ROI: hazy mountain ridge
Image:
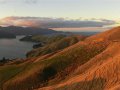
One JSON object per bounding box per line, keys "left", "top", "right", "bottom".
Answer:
{"left": 0, "top": 30, "right": 16, "bottom": 38}
{"left": 0, "top": 27, "right": 120, "bottom": 90}
{"left": 0, "top": 26, "right": 58, "bottom": 36}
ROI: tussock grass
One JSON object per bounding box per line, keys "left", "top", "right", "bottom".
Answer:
{"left": 1, "top": 40, "right": 109, "bottom": 90}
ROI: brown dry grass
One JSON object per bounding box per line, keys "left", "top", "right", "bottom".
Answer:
{"left": 39, "top": 42, "right": 120, "bottom": 90}
{"left": 1, "top": 27, "right": 120, "bottom": 90}
{"left": 38, "top": 27, "right": 120, "bottom": 90}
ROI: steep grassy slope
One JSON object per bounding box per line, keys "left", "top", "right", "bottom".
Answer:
{"left": 38, "top": 27, "right": 120, "bottom": 90}
{"left": 1, "top": 38, "right": 109, "bottom": 90}
{"left": 0, "top": 27, "right": 120, "bottom": 90}
{"left": 40, "top": 42, "right": 120, "bottom": 90}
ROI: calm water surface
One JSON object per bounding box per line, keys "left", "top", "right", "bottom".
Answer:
{"left": 0, "top": 36, "right": 35, "bottom": 59}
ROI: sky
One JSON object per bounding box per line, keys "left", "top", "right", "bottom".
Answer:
{"left": 0, "top": 0, "right": 120, "bottom": 31}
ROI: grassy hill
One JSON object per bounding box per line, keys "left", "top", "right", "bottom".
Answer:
{"left": 0, "top": 27, "right": 120, "bottom": 90}
{"left": 20, "top": 34, "right": 66, "bottom": 43}
{"left": 27, "top": 35, "right": 86, "bottom": 57}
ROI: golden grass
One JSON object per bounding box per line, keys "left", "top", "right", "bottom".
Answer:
{"left": 1, "top": 27, "right": 120, "bottom": 90}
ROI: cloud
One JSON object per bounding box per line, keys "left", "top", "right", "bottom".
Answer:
{"left": 24, "top": 0, "right": 39, "bottom": 4}
{"left": 0, "top": 0, "right": 16, "bottom": 3}
{"left": 0, "top": 0, "right": 39, "bottom": 4}
{"left": 0, "top": 17, "right": 117, "bottom": 29}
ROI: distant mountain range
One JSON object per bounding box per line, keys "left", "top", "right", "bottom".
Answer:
{"left": 0, "top": 26, "right": 58, "bottom": 38}
{"left": 0, "top": 30, "right": 16, "bottom": 38}
{"left": 0, "top": 26, "right": 99, "bottom": 39}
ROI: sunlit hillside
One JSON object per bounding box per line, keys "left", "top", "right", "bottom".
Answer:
{"left": 0, "top": 27, "right": 120, "bottom": 90}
